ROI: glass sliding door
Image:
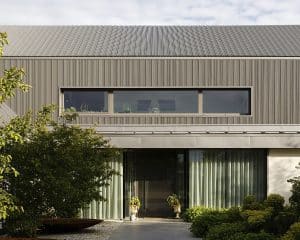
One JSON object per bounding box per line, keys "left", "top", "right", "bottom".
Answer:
{"left": 189, "top": 149, "right": 266, "bottom": 208}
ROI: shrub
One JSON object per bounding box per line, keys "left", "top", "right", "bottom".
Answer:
{"left": 288, "top": 176, "right": 300, "bottom": 217}
{"left": 264, "top": 194, "right": 285, "bottom": 214}
{"left": 206, "top": 222, "right": 246, "bottom": 240}
{"left": 281, "top": 222, "right": 300, "bottom": 240}
{"left": 4, "top": 212, "right": 40, "bottom": 237}
{"left": 229, "top": 232, "right": 276, "bottom": 240}
{"left": 242, "top": 195, "right": 262, "bottom": 210}
{"left": 226, "top": 207, "right": 243, "bottom": 222}
{"left": 268, "top": 211, "right": 297, "bottom": 235}
{"left": 190, "top": 210, "right": 228, "bottom": 238}
{"left": 4, "top": 107, "right": 120, "bottom": 237}
{"left": 241, "top": 209, "right": 272, "bottom": 232}
{"left": 182, "top": 206, "right": 213, "bottom": 222}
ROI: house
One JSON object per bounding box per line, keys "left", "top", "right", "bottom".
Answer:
{"left": 1, "top": 25, "right": 300, "bottom": 220}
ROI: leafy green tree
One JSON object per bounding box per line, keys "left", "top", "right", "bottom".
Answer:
{"left": 0, "top": 32, "right": 30, "bottom": 219}
{"left": 4, "top": 106, "right": 120, "bottom": 236}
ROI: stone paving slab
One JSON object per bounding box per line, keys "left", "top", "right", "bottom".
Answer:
{"left": 108, "top": 220, "right": 194, "bottom": 240}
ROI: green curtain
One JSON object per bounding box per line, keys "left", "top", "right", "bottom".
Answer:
{"left": 80, "top": 155, "right": 123, "bottom": 219}
{"left": 189, "top": 150, "right": 266, "bottom": 208}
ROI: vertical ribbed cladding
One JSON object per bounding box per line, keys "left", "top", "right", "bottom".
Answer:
{"left": 1, "top": 57, "right": 300, "bottom": 125}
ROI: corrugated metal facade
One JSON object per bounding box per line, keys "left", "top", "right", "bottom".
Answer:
{"left": 1, "top": 57, "right": 300, "bottom": 125}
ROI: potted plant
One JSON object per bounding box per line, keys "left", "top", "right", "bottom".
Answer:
{"left": 167, "top": 194, "right": 181, "bottom": 218}
{"left": 129, "top": 196, "right": 141, "bottom": 221}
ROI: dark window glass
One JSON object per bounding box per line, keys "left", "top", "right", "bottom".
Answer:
{"left": 203, "top": 89, "right": 250, "bottom": 114}
{"left": 114, "top": 90, "right": 198, "bottom": 113}
{"left": 63, "top": 90, "right": 108, "bottom": 112}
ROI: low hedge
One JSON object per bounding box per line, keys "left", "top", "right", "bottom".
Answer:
{"left": 190, "top": 207, "right": 242, "bottom": 238}
{"left": 241, "top": 209, "right": 272, "bottom": 232}
{"left": 229, "top": 232, "right": 276, "bottom": 240}
{"left": 182, "top": 206, "right": 213, "bottom": 222}
{"left": 281, "top": 222, "right": 300, "bottom": 240}
{"left": 190, "top": 210, "right": 228, "bottom": 238}
{"left": 205, "top": 222, "right": 246, "bottom": 240}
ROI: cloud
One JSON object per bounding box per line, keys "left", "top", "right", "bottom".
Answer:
{"left": 0, "top": 0, "right": 300, "bottom": 25}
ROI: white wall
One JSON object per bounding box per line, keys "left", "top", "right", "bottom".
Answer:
{"left": 268, "top": 149, "right": 300, "bottom": 204}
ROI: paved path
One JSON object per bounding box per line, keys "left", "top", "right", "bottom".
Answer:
{"left": 108, "top": 220, "right": 194, "bottom": 240}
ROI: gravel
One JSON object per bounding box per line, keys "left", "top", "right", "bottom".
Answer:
{"left": 38, "top": 221, "right": 121, "bottom": 240}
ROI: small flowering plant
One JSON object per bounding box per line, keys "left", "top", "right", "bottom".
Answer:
{"left": 129, "top": 196, "right": 141, "bottom": 209}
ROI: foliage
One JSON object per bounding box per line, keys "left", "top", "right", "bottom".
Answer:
{"left": 288, "top": 176, "right": 300, "bottom": 217}
{"left": 182, "top": 206, "right": 213, "bottom": 222}
{"left": 4, "top": 107, "right": 120, "bottom": 236}
{"left": 264, "top": 194, "right": 285, "bottom": 214}
{"left": 281, "top": 222, "right": 300, "bottom": 240}
{"left": 166, "top": 194, "right": 180, "bottom": 208}
{"left": 189, "top": 194, "right": 297, "bottom": 239}
{"left": 241, "top": 209, "right": 273, "bottom": 232}
{"left": 129, "top": 196, "right": 141, "bottom": 209}
{"left": 229, "top": 232, "right": 276, "bottom": 240}
{"left": 190, "top": 209, "right": 228, "bottom": 238}
{"left": 242, "top": 195, "right": 263, "bottom": 211}
{"left": 205, "top": 222, "right": 246, "bottom": 240}
{"left": 0, "top": 32, "right": 30, "bottom": 220}
{"left": 190, "top": 207, "right": 243, "bottom": 238}
{"left": 271, "top": 211, "right": 297, "bottom": 235}
{"left": 226, "top": 206, "right": 243, "bottom": 222}
{"left": 4, "top": 211, "right": 40, "bottom": 237}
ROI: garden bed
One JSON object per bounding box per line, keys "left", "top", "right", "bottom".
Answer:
{"left": 40, "top": 218, "right": 103, "bottom": 233}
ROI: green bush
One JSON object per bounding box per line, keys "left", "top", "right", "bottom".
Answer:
{"left": 288, "top": 176, "right": 300, "bottom": 217}
{"left": 281, "top": 222, "right": 300, "bottom": 240}
{"left": 190, "top": 210, "right": 228, "bottom": 238}
{"left": 242, "top": 195, "right": 262, "bottom": 210}
{"left": 264, "top": 194, "right": 285, "bottom": 214}
{"left": 226, "top": 207, "right": 243, "bottom": 222}
{"left": 190, "top": 207, "right": 242, "bottom": 238}
{"left": 269, "top": 211, "right": 297, "bottom": 235}
{"left": 182, "top": 206, "right": 213, "bottom": 222}
{"left": 206, "top": 222, "right": 246, "bottom": 240}
{"left": 229, "top": 232, "right": 276, "bottom": 240}
{"left": 241, "top": 209, "right": 272, "bottom": 232}
{"left": 4, "top": 212, "right": 40, "bottom": 237}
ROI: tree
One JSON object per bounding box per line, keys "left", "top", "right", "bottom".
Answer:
{"left": 4, "top": 107, "right": 120, "bottom": 236}
{"left": 0, "top": 32, "right": 30, "bottom": 220}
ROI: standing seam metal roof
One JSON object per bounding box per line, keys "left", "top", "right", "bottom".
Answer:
{"left": 0, "top": 25, "right": 300, "bottom": 57}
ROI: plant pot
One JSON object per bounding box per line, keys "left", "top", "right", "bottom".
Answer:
{"left": 173, "top": 205, "right": 181, "bottom": 219}
{"left": 129, "top": 205, "right": 139, "bottom": 221}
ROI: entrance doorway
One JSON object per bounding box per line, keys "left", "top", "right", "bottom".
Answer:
{"left": 124, "top": 150, "right": 187, "bottom": 218}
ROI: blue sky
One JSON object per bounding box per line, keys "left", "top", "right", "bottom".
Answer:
{"left": 1, "top": 0, "right": 300, "bottom": 25}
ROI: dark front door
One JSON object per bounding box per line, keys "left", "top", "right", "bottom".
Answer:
{"left": 124, "top": 150, "right": 187, "bottom": 218}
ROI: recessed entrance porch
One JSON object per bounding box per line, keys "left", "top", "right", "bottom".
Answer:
{"left": 123, "top": 149, "right": 267, "bottom": 219}
{"left": 124, "top": 149, "right": 188, "bottom": 218}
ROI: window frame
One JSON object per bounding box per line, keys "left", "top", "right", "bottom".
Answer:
{"left": 201, "top": 88, "right": 252, "bottom": 116}
{"left": 59, "top": 87, "right": 253, "bottom": 117}
{"left": 60, "top": 88, "right": 110, "bottom": 114}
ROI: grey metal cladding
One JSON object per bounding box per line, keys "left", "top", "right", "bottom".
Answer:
{"left": 1, "top": 25, "right": 300, "bottom": 57}
{"left": 2, "top": 58, "right": 300, "bottom": 125}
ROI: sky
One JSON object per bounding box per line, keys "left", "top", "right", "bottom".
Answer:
{"left": 1, "top": 0, "right": 300, "bottom": 25}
